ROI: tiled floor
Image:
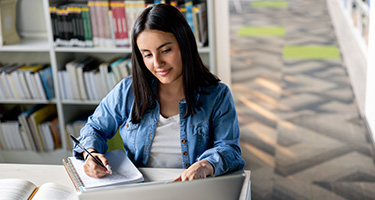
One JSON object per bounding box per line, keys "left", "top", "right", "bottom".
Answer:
{"left": 229, "top": 0, "right": 375, "bottom": 199}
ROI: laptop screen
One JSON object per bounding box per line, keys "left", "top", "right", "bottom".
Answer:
{"left": 79, "top": 172, "right": 246, "bottom": 200}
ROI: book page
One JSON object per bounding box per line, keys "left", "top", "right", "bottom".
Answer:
{"left": 0, "top": 179, "right": 36, "bottom": 200}
{"left": 68, "top": 149, "right": 143, "bottom": 190}
{"left": 32, "top": 182, "right": 78, "bottom": 200}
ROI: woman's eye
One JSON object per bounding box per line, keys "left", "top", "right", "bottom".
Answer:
{"left": 143, "top": 53, "right": 152, "bottom": 58}
{"left": 162, "top": 49, "right": 171, "bottom": 53}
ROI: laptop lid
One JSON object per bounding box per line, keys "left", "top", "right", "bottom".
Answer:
{"left": 79, "top": 172, "right": 245, "bottom": 200}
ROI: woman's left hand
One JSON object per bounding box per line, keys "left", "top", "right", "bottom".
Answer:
{"left": 173, "top": 159, "right": 214, "bottom": 181}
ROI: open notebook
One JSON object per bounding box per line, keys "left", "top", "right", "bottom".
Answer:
{"left": 62, "top": 149, "right": 144, "bottom": 192}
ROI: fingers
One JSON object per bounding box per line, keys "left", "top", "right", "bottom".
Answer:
{"left": 96, "top": 154, "right": 109, "bottom": 166}
{"left": 172, "top": 176, "right": 182, "bottom": 182}
{"left": 83, "top": 153, "right": 109, "bottom": 178}
{"left": 176, "top": 160, "right": 214, "bottom": 181}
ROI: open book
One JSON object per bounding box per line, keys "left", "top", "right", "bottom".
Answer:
{"left": 62, "top": 149, "right": 144, "bottom": 192}
{"left": 0, "top": 179, "right": 78, "bottom": 200}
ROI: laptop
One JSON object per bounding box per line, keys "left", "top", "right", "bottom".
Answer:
{"left": 79, "top": 171, "right": 246, "bottom": 200}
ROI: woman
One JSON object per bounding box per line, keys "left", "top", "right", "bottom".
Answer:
{"left": 73, "top": 3, "right": 245, "bottom": 181}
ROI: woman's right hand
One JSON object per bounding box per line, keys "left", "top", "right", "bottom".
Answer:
{"left": 83, "top": 149, "right": 109, "bottom": 178}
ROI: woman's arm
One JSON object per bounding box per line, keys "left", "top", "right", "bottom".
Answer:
{"left": 72, "top": 78, "right": 133, "bottom": 159}
{"left": 197, "top": 84, "right": 245, "bottom": 176}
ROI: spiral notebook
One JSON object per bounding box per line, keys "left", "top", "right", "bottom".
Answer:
{"left": 62, "top": 149, "right": 144, "bottom": 192}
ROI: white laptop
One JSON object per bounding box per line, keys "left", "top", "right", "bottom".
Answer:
{"left": 79, "top": 171, "right": 246, "bottom": 200}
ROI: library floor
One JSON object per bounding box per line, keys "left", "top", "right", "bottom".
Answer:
{"left": 229, "top": 0, "right": 375, "bottom": 199}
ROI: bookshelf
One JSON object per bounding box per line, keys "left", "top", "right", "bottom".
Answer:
{"left": 365, "top": 1, "right": 375, "bottom": 144}
{"left": 0, "top": 0, "right": 218, "bottom": 164}
{"left": 330, "top": 0, "right": 375, "bottom": 145}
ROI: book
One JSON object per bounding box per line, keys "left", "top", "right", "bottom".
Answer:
{"left": 18, "top": 64, "right": 46, "bottom": 100}
{"left": 62, "top": 149, "right": 144, "bottom": 192}
{"left": 110, "top": 0, "right": 130, "bottom": 47}
{"left": 0, "top": 106, "right": 23, "bottom": 150}
{"left": 50, "top": 117, "right": 62, "bottom": 149}
{"left": 0, "top": 179, "right": 77, "bottom": 200}
{"left": 110, "top": 56, "right": 129, "bottom": 83}
{"left": 88, "top": 0, "right": 100, "bottom": 47}
{"left": 99, "top": 57, "right": 121, "bottom": 93}
{"left": 39, "top": 66, "right": 56, "bottom": 100}
{"left": 185, "top": 0, "right": 194, "bottom": 34}
{"left": 80, "top": 5, "right": 94, "bottom": 47}
{"left": 76, "top": 57, "right": 100, "bottom": 100}
{"left": 0, "top": 64, "right": 16, "bottom": 99}
{"left": 18, "top": 104, "right": 45, "bottom": 151}
{"left": 27, "top": 104, "right": 57, "bottom": 151}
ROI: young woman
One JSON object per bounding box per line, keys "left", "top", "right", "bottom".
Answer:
{"left": 73, "top": 3, "right": 245, "bottom": 181}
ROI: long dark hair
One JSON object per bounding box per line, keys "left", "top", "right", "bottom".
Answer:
{"left": 131, "top": 3, "right": 219, "bottom": 124}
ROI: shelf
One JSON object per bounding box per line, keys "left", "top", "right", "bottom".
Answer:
{"left": 55, "top": 46, "right": 132, "bottom": 53}
{"left": 0, "top": 99, "right": 56, "bottom": 104}
{"left": 0, "top": 149, "right": 70, "bottom": 164}
{"left": 0, "top": 38, "right": 50, "bottom": 52}
{"left": 55, "top": 46, "right": 212, "bottom": 53}
{"left": 62, "top": 99, "right": 101, "bottom": 105}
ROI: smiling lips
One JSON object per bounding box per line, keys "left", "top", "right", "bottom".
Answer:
{"left": 157, "top": 68, "right": 172, "bottom": 76}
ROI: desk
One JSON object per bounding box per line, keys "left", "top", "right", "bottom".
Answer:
{"left": 0, "top": 164, "right": 250, "bottom": 200}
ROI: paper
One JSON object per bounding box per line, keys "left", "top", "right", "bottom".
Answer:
{"left": 67, "top": 149, "right": 144, "bottom": 190}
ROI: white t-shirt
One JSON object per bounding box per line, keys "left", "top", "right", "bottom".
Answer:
{"left": 146, "top": 114, "right": 182, "bottom": 168}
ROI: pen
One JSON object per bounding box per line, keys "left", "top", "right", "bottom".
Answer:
{"left": 70, "top": 135, "right": 112, "bottom": 175}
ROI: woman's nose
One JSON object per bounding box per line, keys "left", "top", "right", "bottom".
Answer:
{"left": 154, "top": 55, "right": 165, "bottom": 68}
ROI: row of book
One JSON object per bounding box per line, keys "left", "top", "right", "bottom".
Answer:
{"left": 49, "top": 0, "right": 208, "bottom": 48}
{"left": 0, "top": 63, "right": 55, "bottom": 100}
{"left": 0, "top": 105, "right": 61, "bottom": 152}
{"left": 58, "top": 56, "right": 132, "bottom": 101}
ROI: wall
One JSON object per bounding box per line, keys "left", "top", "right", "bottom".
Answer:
{"left": 213, "top": 1, "right": 231, "bottom": 86}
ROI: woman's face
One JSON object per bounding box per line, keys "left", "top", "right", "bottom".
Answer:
{"left": 137, "top": 29, "right": 183, "bottom": 86}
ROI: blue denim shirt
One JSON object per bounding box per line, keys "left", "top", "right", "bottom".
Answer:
{"left": 73, "top": 77, "right": 245, "bottom": 176}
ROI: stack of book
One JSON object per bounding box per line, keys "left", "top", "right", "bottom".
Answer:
{"left": 0, "top": 104, "right": 61, "bottom": 151}
{"left": 58, "top": 56, "right": 131, "bottom": 101}
{"left": 49, "top": 0, "right": 208, "bottom": 48}
{"left": 0, "top": 63, "right": 55, "bottom": 100}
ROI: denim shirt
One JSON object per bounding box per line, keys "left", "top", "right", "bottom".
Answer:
{"left": 73, "top": 77, "right": 245, "bottom": 176}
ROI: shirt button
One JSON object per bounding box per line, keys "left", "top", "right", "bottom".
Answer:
{"left": 180, "top": 139, "right": 186, "bottom": 143}
{"left": 183, "top": 151, "right": 187, "bottom": 156}
{"left": 146, "top": 145, "right": 149, "bottom": 151}
{"left": 149, "top": 134, "right": 152, "bottom": 140}
{"left": 144, "top": 155, "right": 147, "bottom": 160}
{"left": 184, "top": 163, "right": 190, "bottom": 168}
{"left": 125, "top": 123, "right": 129, "bottom": 128}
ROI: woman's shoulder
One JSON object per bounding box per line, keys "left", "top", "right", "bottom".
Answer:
{"left": 198, "top": 82, "right": 231, "bottom": 100}
{"left": 116, "top": 76, "right": 133, "bottom": 89}
{"left": 203, "top": 82, "right": 230, "bottom": 93}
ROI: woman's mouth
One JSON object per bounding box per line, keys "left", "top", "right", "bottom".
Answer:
{"left": 157, "top": 68, "right": 171, "bottom": 76}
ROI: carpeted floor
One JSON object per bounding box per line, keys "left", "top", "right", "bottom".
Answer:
{"left": 229, "top": 0, "right": 375, "bottom": 199}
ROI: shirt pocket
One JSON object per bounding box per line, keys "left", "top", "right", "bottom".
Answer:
{"left": 189, "top": 122, "right": 211, "bottom": 152}
{"left": 120, "top": 119, "right": 139, "bottom": 151}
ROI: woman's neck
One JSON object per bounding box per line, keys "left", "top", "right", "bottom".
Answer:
{"left": 157, "top": 78, "right": 185, "bottom": 118}
{"left": 158, "top": 77, "right": 185, "bottom": 100}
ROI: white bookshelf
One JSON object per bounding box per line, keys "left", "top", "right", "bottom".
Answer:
{"left": 365, "top": 1, "right": 375, "bottom": 144}
{"left": 330, "top": 0, "right": 375, "bottom": 145}
{"left": 0, "top": 0, "right": 217, "bottom": 164}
